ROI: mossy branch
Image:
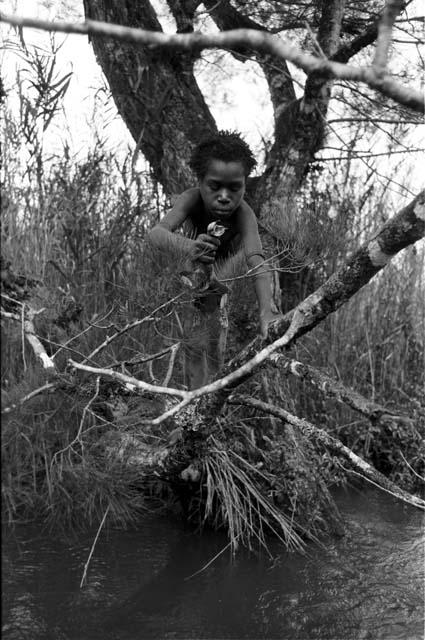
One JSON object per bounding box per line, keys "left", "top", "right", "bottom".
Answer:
{"left": 228, "top": 394, "right": 425, "bottom": 511}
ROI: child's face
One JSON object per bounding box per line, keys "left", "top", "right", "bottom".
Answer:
{"left": 199, "top": 159, "right": 246, "bottom": 221}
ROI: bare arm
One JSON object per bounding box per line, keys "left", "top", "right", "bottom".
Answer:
{"left": 237, "top": 203, "right": 282, "bottom": 337}
{"left": 148, "top": 188, "right": 198, "bottom": 256}
{"left": 148, "top": 189, "right": 219, "bottom": 264}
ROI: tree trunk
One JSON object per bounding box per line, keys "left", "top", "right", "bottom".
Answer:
{"left": 83, "top": 0, "right": 217, "bottom": 194}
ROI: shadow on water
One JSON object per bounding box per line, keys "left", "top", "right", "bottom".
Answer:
{"left": 2, "top": 488, "right": 424, "bottom": 640}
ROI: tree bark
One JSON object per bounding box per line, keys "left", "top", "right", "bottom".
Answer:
{"left": 271, "top": 353, "right": 415, "bottom": 426}
{"left": 83, "top": 0, "right": 216, "bottom": 194}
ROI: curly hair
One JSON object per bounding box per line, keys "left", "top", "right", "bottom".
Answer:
{"left": 189, "top": 130, "right": 257, "bottom": 179}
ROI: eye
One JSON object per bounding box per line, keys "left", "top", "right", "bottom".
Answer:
{"left": 208, "top": 181, "right": 219, "bottom": 190}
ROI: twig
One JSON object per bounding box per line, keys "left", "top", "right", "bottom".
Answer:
{"left": 80, "top": 505, "right": 110, "bottom": 588}
{"left": 399, "top": 451, "right": 425, "bottom": 483}
{"left": 1, "top": 292, "right": 24, "bottom": 307}
{"left": 82, "top": 292, "right": 184, "bottom": 364}
{"left": 50, "top": 377, "right": 101, "bottom": 471}
{"left": 21, "top": 303, "right": 27, "bottom": 371}
{"left": 52, "top": 307, "right": 115, "bottom": 359}
{"left": 184, "top": 539, "right": 234, "bottom": 580}
{"left": 162, "top": 342, "right": 180, "bottom": 387}
{"left": 108, "top": 343, "right": 181, "bottom": 368}
{"left": 1, "top": 382, "right": 56, "bottom": 415}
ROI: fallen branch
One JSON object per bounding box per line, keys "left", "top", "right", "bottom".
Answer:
{"left": 1, "top": 305, "right": 57, "bottom": 375}
{"left": 68, "top": 359, "right": 189, "bottom": 399}
{"left": 270, "top": 353, "right": 414, "bottom": 426}
{"left": 228, "top": 394, "right": 425, "bottom": 511}
{"left": 0, "top": 12, "right": 423, "bottom": 112}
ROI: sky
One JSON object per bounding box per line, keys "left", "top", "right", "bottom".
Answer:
{"left": 1, "top": 0, "right": 424, "bottom": 195}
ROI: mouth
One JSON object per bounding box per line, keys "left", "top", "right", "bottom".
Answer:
{"left": 212, "top": 209, "right": 232, "bottom": 216}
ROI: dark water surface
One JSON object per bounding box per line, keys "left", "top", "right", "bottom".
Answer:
{"left": 2, "top": 489, "right": 424, "bottom": 640}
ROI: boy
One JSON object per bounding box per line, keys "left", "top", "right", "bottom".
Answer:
{"left": 148, "top": 130, "right": 281, "bottom": 389}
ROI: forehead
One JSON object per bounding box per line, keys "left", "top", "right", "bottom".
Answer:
{"left": 203, "top": 159, "right": 246, "bottom": 183}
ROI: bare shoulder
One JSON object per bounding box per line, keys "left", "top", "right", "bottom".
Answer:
{"left": 177, "top": 187, "right": 201, "bottom": 208}
{"left": 159, "top": 187, "right": 201, "bottom": 230}
{"left": 235, "top": 200, "right": 259, "bottom": 234}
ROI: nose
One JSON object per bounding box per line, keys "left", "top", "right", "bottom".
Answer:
{"left": 217, "top": 189, "right": 231, "bottom": 203}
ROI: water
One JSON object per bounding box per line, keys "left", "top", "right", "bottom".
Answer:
{"left": 2, "top": 489, "right": 424, "bottom": 640}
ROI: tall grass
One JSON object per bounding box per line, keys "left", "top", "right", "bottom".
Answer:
{"left": 1, "top": 40, "right": 423, "bottom": 537}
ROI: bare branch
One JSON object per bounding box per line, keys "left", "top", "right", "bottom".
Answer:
{"left": 1, "top": 12, "right": 423, "bottom": 112}
{"left": 82, "top": 293, "right": 183, "bottom": 364}
{"left": 68, "top": 359, "right": 189, "bottom": 399}
{"left": 228, "top": 394, "right": 425, "bottom": 511}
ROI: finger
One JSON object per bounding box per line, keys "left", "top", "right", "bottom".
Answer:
{"left": 198, "top": 255, "right": 215, "bottom": 264}
{"left": 197, "top": 242, "right": 218, "bottom": 255}
{"left": 198, "top": 234, "right": 220, "bottom": 246}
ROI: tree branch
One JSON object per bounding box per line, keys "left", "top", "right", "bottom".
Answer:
{"left": 69, "top": 359, "right": 189, "bottom": 399}
{"left": 270, "top": 354, "right": 415, "bottom": 426}
{"left": 228, "top": 394, "right": 425, "bottom": 511}
{"left": 1, "top": 12, "right": 423, "bottom": 113}
{"left": 373, "top": 0, "right": 406, "bottom": 69}
{"left": 300, "top": 0, "right": 346, "bottom": 138}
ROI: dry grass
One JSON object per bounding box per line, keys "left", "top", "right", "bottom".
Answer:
{"left": 202, "top": 436, "right": 305, "bottom": 553}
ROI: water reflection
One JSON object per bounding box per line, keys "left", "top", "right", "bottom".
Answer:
{"left": 2, "top": 489, "right": 424, "bottom": 640}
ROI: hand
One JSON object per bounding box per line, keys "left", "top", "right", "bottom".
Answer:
{"left": 260, "top": 309, "right": 283, "bottom": 340}
{"left": 190, "top": 233, "right": 221, "bottom": 264}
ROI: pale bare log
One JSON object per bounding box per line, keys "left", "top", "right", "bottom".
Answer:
{"left": 0, "top": 12, "right": 423, "bottom": 113}
{"left": 228, "top": 394, "right": 425, "bottom": 511}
